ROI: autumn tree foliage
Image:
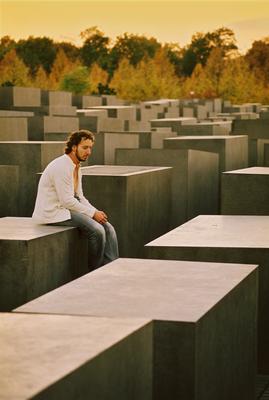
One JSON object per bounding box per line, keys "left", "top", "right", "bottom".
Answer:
{"left": 0, "top": 49, "right": 30, "bottom": 86}
{"left": 110, "top": 49, "right": 181, "bottom": 101}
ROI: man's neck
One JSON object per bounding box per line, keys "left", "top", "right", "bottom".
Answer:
{"left": 68, "top": 152, "right": 80, "bottom": 166}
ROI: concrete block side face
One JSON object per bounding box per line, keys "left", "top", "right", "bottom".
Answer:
{"left": 195, "top": 270, "right": 257, "bottom": 400}
{"left": 40, "top": 142, "right": 65, "bottom": 171}
{"left": 221, "top": 173, "right": 269, "bottom": 215}
{"left": 225, "top": 137, "right": 248, "bottom": 171}
{"left": 153, "top": 321, "right": 195, "bottom": 400}
{"left": 188, "top": 151, "right": 219, "bottom": 218}
{"left": 82, "top": 175, "right": 127, "bottom": 255}
{"left": 28, "top": 117, "right": 45, "bottom": 140}
{"left": 0, "top": 117, "right": 28, "bottom": 141}
{"left": 27, "top": 230, "right": 88, "bottom": 299}
{"left": 14, "top": 87, "right": 41, "bottom": 107}
{"left": 0, "top": 240, "right": 28, "bottom": 311}
{"left": 104, "top": 133, "right": 139, "bottom": 165}
{"left": 126, "top": 169, "right": 172, "bottom": 257}
{"left": 264, "top": 144, "right": 269, "bottom": 166}
{"left": 0, "top": 165, "right": 19, "bottom": 217}
{"left": 32, "top": 322, "right": 153, "bottom": 400}
{"left": 0, "top": 229, "right": 88, "bottom": 311}
{"left": 115, "top": 149, "right": 189, "bottom": 227}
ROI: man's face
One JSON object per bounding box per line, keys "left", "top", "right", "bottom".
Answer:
{"left": 73, "top": 139, "right": 94, "bottom": 162}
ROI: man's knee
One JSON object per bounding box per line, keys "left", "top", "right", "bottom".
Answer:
{"left": 92, "top": 223, "right": 106, "bottom": 243}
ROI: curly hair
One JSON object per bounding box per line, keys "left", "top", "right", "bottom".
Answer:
{"left": 65, "top": 130, "right": 95, "bottom": 154}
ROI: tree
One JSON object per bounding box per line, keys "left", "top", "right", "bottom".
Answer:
{"left": 88, "top": 63, "right": 108, "bottom": 94}
{"left": 48, "top": 48, "right": 80, "bottom": 89}
{"left": 16, "top": 36, "right": 57, "bottom": 75}
{"left": 110, "top": 49, "right": 181, "bottom": 101}
{"left": 181, "top": 63, "right": 216, "bottom": 98}
{"left": 109, "top": 33, "right": 161, "bottom": 75}
{"left": 218, "top": 57, "right": 264, "bottom": 103}
{"left": 245, "top": 38, "right": 269, "bottom": 85}
{"left": 59, "top": 66, "right": 90, "bottom": 94}
{"left": 31, "top": 66, "right": 49, "bottom": 89}
{"left": 181, "top": 27, "right": 238, "bottom": 76}
{"left": 80, "top": 27, "right": 110, "bottom": 70}
{"left": 0, "top": 49, "right": 30, "bottom": 86}
{"left": 55, "top": 41, "right": 80, "bottom": 63}
{"left": 0, "top": 35, "right": 16, "bottom": 60}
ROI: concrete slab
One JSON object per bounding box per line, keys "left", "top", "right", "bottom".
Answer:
{"left": 164, "top": 135, "right": 248, "bottom": 173}
{"left": 0, "top": 141, "right": 65, "bottom": 216}
{"left": 0, "top": 313, "right": 152, "bottom": 400}
{"left": 15, "top": 257, "right": 258, "bottom": 400}
{"left": 221, "top": 167, "right": 269, "bottom": 215}
{"left": 0, "top": 87, "right": 41, "bottom": 108}
{"left": 0, "top": 165, "right": 19, "bottom": 217}
{"left": 0, "top": 117, "right": 28, "bottom": 140}
{"left": 28, "top": 116, "right": 79, "bottom": 140}
{"left": 116, "top": 148, "right": 219, "bottom": 228}
{"left": 0, "top": 217, "right": 88, "bottom": 311}
{"left": 150, "top": 117, "right": 197, "bottom": 134}
{"left": 82, "top": 165, "right": 172, "bottom": 257}
{"left": 176, "top": 121, "right": 232, "bottom": 136}
{"left": 146, "top": 214, "right": 269, "bottom": 372}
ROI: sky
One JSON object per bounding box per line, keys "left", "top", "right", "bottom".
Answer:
{"left": 0, "top": 0, "right": 269, "bottom": 54}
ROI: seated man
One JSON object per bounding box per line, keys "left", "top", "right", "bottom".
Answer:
{"left": 32, "top": 129, "right": 119, "bottom": 269}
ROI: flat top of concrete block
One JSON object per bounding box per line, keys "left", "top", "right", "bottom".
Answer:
{"left": 150, "top": 117, "right": 196, "bottom": 122}
{"left": 0, "top": 141, "right": 65, "bottom": 145}
{"left": 223, "top": 167, "right": 269, "bottom": 175}
{"left": 0, "top": 313, "right": 150, "bottom": 400}
{"left": 87, "top": 106, "right": 135, "bottom": 110}
{"left": 165, "top": 135, "right": 245, "bottom": 141}
{"left": 81, "top": 165, "right": 171, "bottom": 176}
{"left": 0, "top": 217, "right": 73, "bottom": 240}
{"left": 100, "top": 131, "right": 151, "bottom": 134}
{"left": 146, "top": 215, "right": 269, "bottom": 249}
{"left": 15, "top": 257, "right": 257, "bottom": 322}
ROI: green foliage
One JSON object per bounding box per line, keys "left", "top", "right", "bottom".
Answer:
{"left": 109, "top": 33, "right": 161, "bottom": 76}
{"left": 16, "top": 36, "right": 57, "bottom": 75}
{"left": 80, "top": 27, "right": 110, "bottom": 70}
{"left": 59, "top": 66, "right": 90, "bottom": 94}
{"left": 181, "top": 27, "right": 238, "bottom": 76}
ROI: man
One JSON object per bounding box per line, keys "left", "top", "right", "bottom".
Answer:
{"left": 32, "top": 129, "right": 119, "bottom": 269}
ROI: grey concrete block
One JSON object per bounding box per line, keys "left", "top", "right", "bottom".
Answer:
{"left": 116, "top": 148, "right": 219, "bottom": 228}
{"left": 164, "top": 135, "right": 248, "bottom": 173}
{"left": 15, "top": 257, "right": 258, "bottom": 400}
{"left": 0, "top": 87, "right": 41, "bottom": 107}
{"left": 82, "top": 165, "right": 172, "bottom": 257}
{"left": 150, "top": 117, "right": 197, "bottom": 134}
{"left": 0, "top": 110, "right": 34, "bottom": 117}
{"left": 0, "top": 165, "right": 19, "bottom": 217}
{"left": 0, "top": 141, "right": 65, "bottom": 216}
{"left": 41, "top": 90, "right": 72, "bottom": 106}
{"left": 90, "top": 131, "right": 151, "bottom": 165}
{"left": 88, "top": 106, "right": 136, "bottom": 120}
{"left": 177, "top": 121, "right": 232, "bottom": 136}
{"left": 150, "top": 127, "right": 176, "bottom": 148}
{"left": 0, "top": 117, "right": 28, "bottom": 140}
{"left": 0, "top": 313, "right": 152, "bottom": 400}
{"left": 28, "top": 116, "right": 79, "bottom": 140}
{"left": 146, "top": 214, "right": 269, "bottom": 373}
{"left": 79, "top": 115, "right": 125, "bottom": 133}
{"left": 221, "top": 167, "right": 269, "bottom": 215}
{"left": 0, "top": 217, "right": 88, "bottom": 311}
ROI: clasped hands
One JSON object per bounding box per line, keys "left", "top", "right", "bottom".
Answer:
{"left": 93, "top": 210, "right": 108, "bottom": 224}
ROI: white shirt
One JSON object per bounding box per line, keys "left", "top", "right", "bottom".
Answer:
{"left": 32, "top": 154, "right": 96, "bottom": 224}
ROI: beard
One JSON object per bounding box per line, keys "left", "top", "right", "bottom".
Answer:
{"left": 75, "top": 149, "right": 87, "bottom": 162}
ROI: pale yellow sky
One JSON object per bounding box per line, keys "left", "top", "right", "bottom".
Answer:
{"left": 1, "top": 1, "right": 269, "bottom": 53}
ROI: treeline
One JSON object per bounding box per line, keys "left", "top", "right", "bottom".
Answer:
{"left": 1, "top": 26, "right": 269, "bottom": 103}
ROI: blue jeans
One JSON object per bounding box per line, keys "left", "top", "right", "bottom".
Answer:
{"left": 51, "top": 210, "right": 119, "bottom": 270}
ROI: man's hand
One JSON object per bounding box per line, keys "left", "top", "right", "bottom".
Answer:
{"left": 93, "top": 210, "right": 108, "bottom": 224}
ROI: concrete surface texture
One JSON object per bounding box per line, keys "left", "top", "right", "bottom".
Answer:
{"left": 0, "top": 313, "right": 152, "bottom": 400}
{"left": 0, "top": 141, "right": 65, "bottom": 216}
{"left": 0, "top": 87, "right": 41, "bottom": 108}
{"left": 146, "top": 214, "right": 269, "bottom": 373}
{"left": 28, "top": 116, "right": 79, "bottom": 140}
{"left": 81, "top": 165, "right": 172, "bottom": 257}
{"left": 0, "top": 165, "right": 19, "bottom": 217}
{"left": 150, "top": 117, "right": 197, "bottom": 133}
{"left": 116, "top": 148, "right": 219, "bottom": 227}
{"left": 221, "top": 167, "right": 269, "bottom": 215}
{"left": 0, "top": 117, "right": 28, "bottom": 140}
{"left": 15, "top": 257, "right": 258, "bottom": 400}
{"left": 0, "top": 217, "right": 88, "bottom": 311}
{"left": 164, "top": 135, "right": 248, "bottom": 173}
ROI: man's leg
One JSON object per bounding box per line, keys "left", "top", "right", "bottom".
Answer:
{"left": 102, "top": 222, "right": 119, "bottom": 265}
